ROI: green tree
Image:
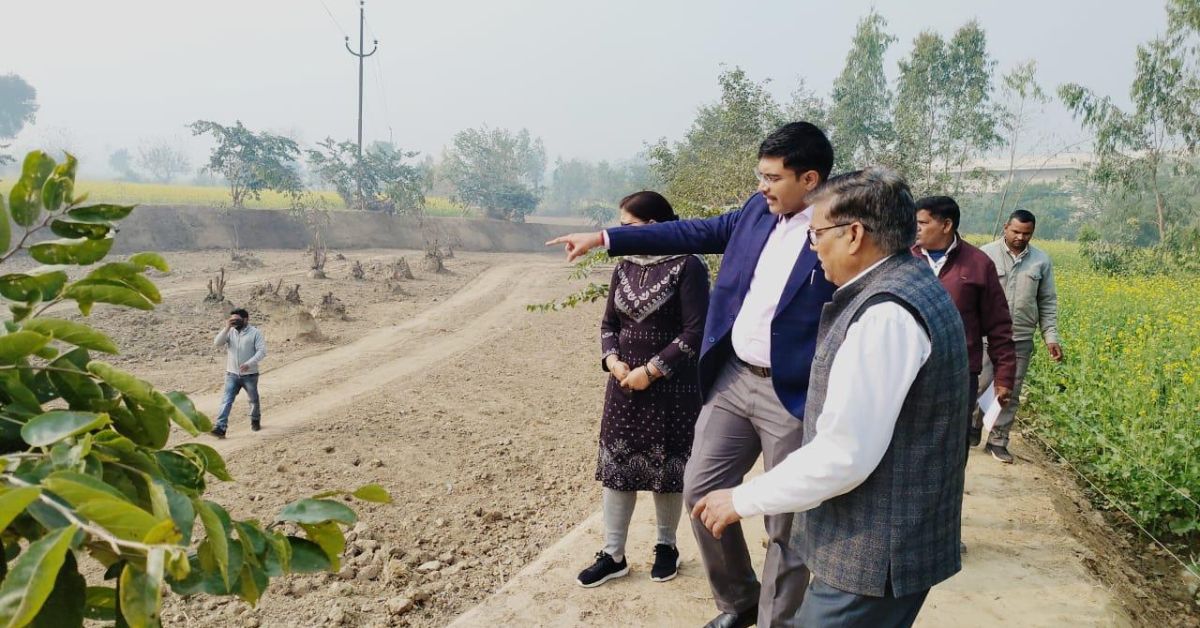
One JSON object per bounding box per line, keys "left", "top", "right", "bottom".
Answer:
{"left": 828, "top": 10, "right": 896, "bottom": 171}
{"left": 306, "top": 139, "right": 426, "bottom": 215}
{"left": 442, "top": 126, "right": 545, "bottom": 221}
{"left": 0, "top": 150, "right": 389, "bottom": 627}
{"left": 0, "top": 74, "right": 38, "bottom": 166}
{"left": 189, "top": 121, "right": 302, "bottom": 208}
{"left": 1060, "top": 0, "right": 1200, "bottom": 243}
{"left": 893, "top": 22, "right": 1000, "bottom": 196}
{"left": 646, "top": 66, "right": 784, "bottom": 217}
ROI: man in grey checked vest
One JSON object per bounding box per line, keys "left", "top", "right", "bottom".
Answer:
{"left": 694, "top": 167, "right": 969, "bottom": 626}
{"left": 975, "top": 209, "right": 1063, "bottom": 463}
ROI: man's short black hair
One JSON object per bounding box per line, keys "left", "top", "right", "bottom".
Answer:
{"left": 758, "top": 122, "right": 835, "bottom": 182}
{"left": 1008, "top": 209, "right": 1036, "bottom": 226}
{"left": 915, "top": 195, "right": 961, "bottom": 231}
{"left": 230, "top": 308, "right": 249, "bottom": 320}
{"left": 812, "top": 167, "right": 916, "bottom": 255}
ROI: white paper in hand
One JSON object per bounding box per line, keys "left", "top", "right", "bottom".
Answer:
{"left": 977, "top": 382, "right": 1002, "bottom": 433}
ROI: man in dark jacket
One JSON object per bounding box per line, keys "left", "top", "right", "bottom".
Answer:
{"left": 912, "top": 196, "right": 1017, "bottom": 462}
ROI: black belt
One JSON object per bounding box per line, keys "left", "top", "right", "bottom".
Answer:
{"left": 736, "top": 357, "right": 772, "bottom": 378}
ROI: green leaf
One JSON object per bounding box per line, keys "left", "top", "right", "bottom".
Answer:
{"left": 64, "top": 283, "right": 153, "bottom": 315}
{"left": 75, "top": 498, "right": 163, "bottom": 542}
{"left": 66, "top": 204, "right": 135, "bottom": 223}
{"left": 299, "top": 521, "right": 345, "bottom": 571}
{"left": 28, "top": 551, "right": 85, "bottom": 628}
{"left": 40, "top": 154, "right": 77, "bottom": 215}
{"left": 81, "top": 264, "right": 162, "bottom": 304}
{"left": 127, "top": 253, "right": 168, "bottom": 272}
{"left": 29, "top": 237, "right": 114, "bottom": 266}
{"left": 20, "top": 410, "right": 109, "bottom": 447}
{"left": 176, "top": 443, "right": 232, "bottom": 481}
{"left": 277, "top": 498, "right": 357, "bottom": 525}
{"left": 0, "top": 269, "right": 68, "bottom": 303}
{"left": 50, "top": 219, "right": 111, "bottom": 240}
{"left": 7, "top": 179, "right": 38, "bottom": 228}
{"left": 285, "top": 536, "right": 333, "bottom": 573}
{"left": 22, "top": 319, "right": 119, "bottom": 354}
{"left": 235, "top": 563, "right": 268, "bottom": 607}
{"left": 351, "top": 484, "right": 392, "bottom": 503}
{"left": 0, "top": 524, "right": 78, "bottom": 628}
{"left": 153, "top": 451, "right": 203, "bottom": 492}
{"left": 155, "top": 481, "right": 195, "bottom": 545}
{"left": 0, "top": 486, "right": 41, "bottom": 531}
{"left": 42, "top": 471, "right": 133, "bottom": 507}
{"left": 118, "top": 550, "right": 163, "bottom": 628}
{"left": 86, "top": 362, "right": 157, "bottom": 407}
{"left": 0, "top": 370, "right": 44, "bottom": 416}
{"left": 165, "top": 391, "right": 211, "bottom": 433}
{"left": 9, "top": 151, "right": 56, "bottom": 227}
{"left": 262, "top": 532, "right": 291, "bottom": 577}
{"left": 82, "top": 586, "right": 116, "bottom": 621}
{"left": 194, "top": 499, "right": 230, "bottom": 590}
{"left": 0, "top": 331, "right": 51, "bottom": 363}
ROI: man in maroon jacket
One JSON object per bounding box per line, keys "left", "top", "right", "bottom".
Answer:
{"left": 912, "top": 196, "right": 1017, "bottom": 463}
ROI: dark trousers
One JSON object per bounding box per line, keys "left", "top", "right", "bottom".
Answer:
{"left": 965, "top": 372, "right": 979, "bottom": 465}
{"left": 797, "top": 578, "right": 929, "bottom": 628}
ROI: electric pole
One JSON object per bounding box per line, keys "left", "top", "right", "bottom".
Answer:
{"left": 345, "top": 0, "right": 378, "bottom": 211}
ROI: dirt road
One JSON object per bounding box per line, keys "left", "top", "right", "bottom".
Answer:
{"left": 80, "top": 248, "right": 1141, "bottom": 627}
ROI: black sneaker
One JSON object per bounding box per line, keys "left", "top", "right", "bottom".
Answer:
{"left": 251, "top": 421, "right": 261, "bottom": 432}
{"left": 986, "top": 443, "right": 1014, "bottom": 464}
{"left": 576, "top": 551, "right": 628, "bottom": 588}
{"left": 967, "top": 426, "right": 982, "bottom": 448}
{"left": 210, "top": 428, "right": 226, "bottom": 439}
{"left": 650, "top": 544, "right": 680, "bottom": 582}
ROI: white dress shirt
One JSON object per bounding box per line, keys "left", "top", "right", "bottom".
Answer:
{"left": 731, "top": 207, "right": 813, "bottom": 367}
{"left": 731, "top": 256, "right": 932, "bottom": 518}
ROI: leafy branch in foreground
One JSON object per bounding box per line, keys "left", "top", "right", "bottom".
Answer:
{"left": 0, "top": 150, "right": 391, "bottom": 627}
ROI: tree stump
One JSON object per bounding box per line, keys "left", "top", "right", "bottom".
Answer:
{"left": 350, "top": 260, "right": 365, "bottom": 280}
{"left": 421, "top": 249, "right": 445, "bottom": 274}
{"left": 285, "top": 284, "right": 302, "bottom": 305}
{"left": 205, "top": 268, "right": 227, "bottom": 304}
{"left": 392, "top": 257, "right": 414, "bottom": 281}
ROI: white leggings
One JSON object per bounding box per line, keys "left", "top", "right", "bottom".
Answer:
{"left": 602, "top": 488, "right": 684, "bottom": 562}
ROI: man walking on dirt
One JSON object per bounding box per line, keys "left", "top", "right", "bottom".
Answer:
{"left": 976, "top": 209, "right": 1063, "bottom": 463}
{"left": 210, "top": 308, "right": 266, "bottom": 439}
{"left": 549, "top": 122, "right": 837, "bottom": 628}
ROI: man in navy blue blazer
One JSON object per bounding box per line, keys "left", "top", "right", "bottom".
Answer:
{"left": 550, "top": 122, "right": 837, "bottom": 628}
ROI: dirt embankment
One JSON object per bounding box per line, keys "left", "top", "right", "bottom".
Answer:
{"left": 100, "top": 205, "right": 587, "bottom": 255}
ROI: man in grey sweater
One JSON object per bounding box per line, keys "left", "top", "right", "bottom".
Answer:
{"left": 210, "top": 308, "right": 267, "bottom": 439}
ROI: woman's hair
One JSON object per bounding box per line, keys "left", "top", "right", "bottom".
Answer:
{"left": 619, "top": 190, "right": 678, "bottom": 223}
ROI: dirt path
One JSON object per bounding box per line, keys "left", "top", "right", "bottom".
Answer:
{"left": 450, "top": 440, "right": 1132, "bottom": 627}
{"left": 180, "top": 261, "right": 540, "bottom": 453}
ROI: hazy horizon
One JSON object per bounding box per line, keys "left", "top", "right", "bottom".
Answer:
{"left": 1, "top": 0, "right": 1170, "bottom": 178}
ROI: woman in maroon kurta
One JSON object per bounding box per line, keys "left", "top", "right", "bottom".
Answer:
{"left": 577, "top": 191, "right": 709, "bottom": 588}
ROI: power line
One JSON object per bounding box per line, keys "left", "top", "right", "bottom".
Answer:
{"left": 364, "top": 20, "right": 393, "bottom": 144}
{"left": 316, "top": 0, "right": 348, "bottom": 38}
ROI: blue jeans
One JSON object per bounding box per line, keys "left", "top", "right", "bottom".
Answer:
{"left": 214, "top": 372, "right": 260, "bottom": 431}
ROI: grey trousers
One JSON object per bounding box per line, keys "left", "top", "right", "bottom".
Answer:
{"left": 975, "top": 338, "right": 1035, "bottom": 447}
{"left": 797, "top": 578, "right": 929, "bottom": 628}
{"left": 601, "top": 488, "right": 683, "bottom": 561}
{"left": 683, "top": 361, "right": 809, "bottom": 627}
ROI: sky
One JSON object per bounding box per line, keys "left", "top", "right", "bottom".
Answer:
{"left": 0, "top": 0, "right": 1171, "bottom": 177}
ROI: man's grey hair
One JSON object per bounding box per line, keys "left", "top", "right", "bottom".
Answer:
{"left": 811, "top": 167, "right": 916, "bottom": 255}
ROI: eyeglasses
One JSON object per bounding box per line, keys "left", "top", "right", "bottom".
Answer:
{"left": 807, "top": 221, "right": 871, "bottom": 246}
{"left": 753, "top": 169, "right": 783, "bottom": 185}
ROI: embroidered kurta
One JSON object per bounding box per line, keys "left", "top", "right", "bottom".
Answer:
{"left": 597, "top": 255, "right": 709, "bottom": 492}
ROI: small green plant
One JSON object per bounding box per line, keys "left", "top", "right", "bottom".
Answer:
{"left": 0, "top": 150, "right": 389, "bottom": 627}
